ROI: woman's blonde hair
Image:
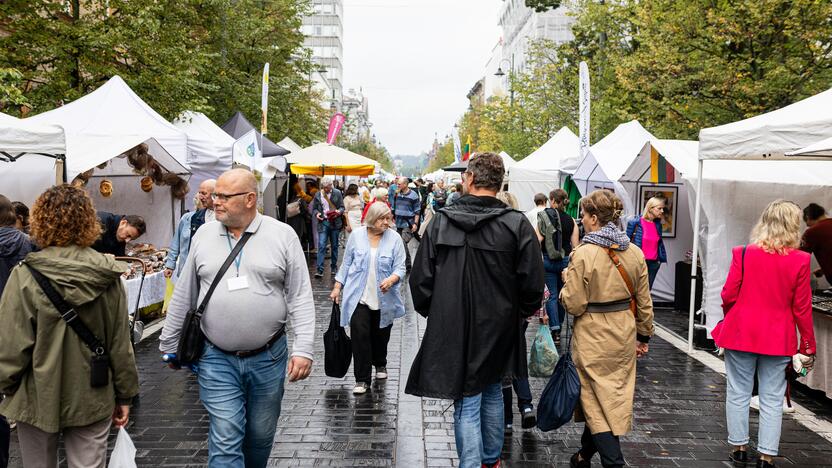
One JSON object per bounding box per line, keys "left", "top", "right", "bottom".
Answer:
{"left": 496, "top": 191, "right": 519, "bottom": 209}
{"left": 642, "top": 196, "right": 665, "bottom": 218}
{"left": 751, "top": 200, "right": 802, "bottom": 254}
{"left": 364, "top": 201, "right": 392, "bottom": 227}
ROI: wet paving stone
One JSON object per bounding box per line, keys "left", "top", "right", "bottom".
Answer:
{"left": 8, "top": 252, "right": 832, "bottom": 466}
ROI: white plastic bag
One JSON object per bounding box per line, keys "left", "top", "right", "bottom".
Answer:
{"left": 108, "top": 427, "right": 137, "bottom": 468}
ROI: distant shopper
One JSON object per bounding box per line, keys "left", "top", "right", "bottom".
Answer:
{"left": 312, "top": 177, "right": 345, "bottom": 278}
{"left": 330, "top": 203, "right": 406, "bottom": 394}
{"left": 393, "top": 177, "right": 420, "bottom": 271}
{"left": 361, "top": 188, "right": 391, "bottom": 223}
{"left": 626, "top": 196, "right": 667, "bottom": 288}
{"left": 560, "top": 189, "right": 654, "bottom": 468}
{"left": 525, "top": 193, "right": 548, "bottom": 226}
{"left": 407, "top": 152, "right": 544, "bottom": 468}
{"left": 534, "top": 189, "right": 579, "bottom": 344}
{"left": 0, "top": 185, "right": 139, "bottom": 468}
{"left": 712, "top": 200, "right": 815, "bottom": 468}
{"left": 11, "top": 201, "right": 29, "bottom": 233}
{"left": 432, "top": 180, "right": 448, "bottom": 210}
{"left": 165, "top": 179, "right": 216, "bottom": 279}
{"left": 801, "top": 202, "right": 832, "bottom": 285}
{"left": 343, "top": 183, "right": 364, "bottom": 240}
{"left": 0, "top": 195, "right": 34, "bottom": 296}
{"left": 91, "top": 211, "right": 146, "bottom": 256}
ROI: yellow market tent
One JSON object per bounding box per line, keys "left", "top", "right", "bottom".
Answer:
{"left": 286, "top": 142, "right": 378, "bottom": 176}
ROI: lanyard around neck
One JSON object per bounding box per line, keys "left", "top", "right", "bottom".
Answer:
{"left": 224, "top": 227, "right": 245, "bottom": 276}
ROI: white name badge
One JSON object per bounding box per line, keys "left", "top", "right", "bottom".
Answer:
{"left": 227, "top": 275, "right": 250, "bottom": 291}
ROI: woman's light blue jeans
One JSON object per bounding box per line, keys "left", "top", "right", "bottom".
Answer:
{"left": 453, "top": 382, "right": 504, "bottom": 468}
{"left": 724, "top": 349, "right": 790, "bottom": 456}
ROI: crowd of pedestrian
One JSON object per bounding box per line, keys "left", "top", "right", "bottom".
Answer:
{"left": 0, "top": 157, "right": 825, "bottom": 468}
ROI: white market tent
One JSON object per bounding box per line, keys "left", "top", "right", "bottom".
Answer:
{"left": 687, "top": 88, "right": 832, "bottom": 351}
{"left": 508, "top": 127, "right": 580, "bottom": 211}
{"left": 787, "top": 135, "right": 832, "bottom": 158}
{"left": 173, "top": 111, "right": 234, "bottom": 209}
{"left": 25, "top": 76, "right": 191, "bottom": 246}
{"left": 277, "top": 137, "right": 303, "bottom": 154}
{"left": 498, "top": 151, "right": 517, "bottom": 170}
{"left": 0, "top": 113, "right": 67, "bottom": 206}
{"left": 572, "top": 120, "right": 655, "bottom": 216}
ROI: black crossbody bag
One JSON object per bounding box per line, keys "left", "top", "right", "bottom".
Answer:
{"left": 24, "top": 263, "right": 111, "bottom": 388}
{"left": 177, "top": 232, "right": 252, "bottom": 365}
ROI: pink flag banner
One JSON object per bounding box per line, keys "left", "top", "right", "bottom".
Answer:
{"left": 326, "top": 113, "right": 346, "bottom": 144}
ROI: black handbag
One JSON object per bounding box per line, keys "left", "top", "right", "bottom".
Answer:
{"left": 536, "top": 314, "right": 581, "bottom": 431}
{"left": 177, "top": 232, "right": 252, "bottom": 365}
{"left": 24, "top": 263, "right": 111, "bottom": 388}
{"left": 323, "top": 302, "right": 352, "bottom": 378}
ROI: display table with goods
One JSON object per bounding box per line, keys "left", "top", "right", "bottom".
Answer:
{"left": 800, "top": 290, "right": 832, "bottom": 397}
{"left": 118, "top": 243, "right": 169, "bottom": 322}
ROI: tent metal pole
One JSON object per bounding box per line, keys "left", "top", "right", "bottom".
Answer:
{"left": 687, "top": 159, "right": 704, "bottom": 353}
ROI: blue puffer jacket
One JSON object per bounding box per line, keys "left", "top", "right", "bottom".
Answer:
{"left": 626, "top": 217, "right": 667, "bottom": 263}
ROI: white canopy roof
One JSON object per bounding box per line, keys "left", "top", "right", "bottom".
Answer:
{"left": 573, "top": 120, "right": 655, "bottom": 185}
{"left": 620, "top": 140, "right": 699, "bottom": 184}
{"left": 786, "top": 135, "right": 832, "bottom": 158}
{"left": 0, "top": 112, "right": 66, "bottom": 156}
{"left": 286, "top": 143, "right": 379, "bottom": 176}
{"left": 514, "top": 127, "right": 580, "bottom": 172}
{"left": 699, "top": 88, "right": 832, "bottom": 160}
{"left": 498, "top": 151, "right": 516, "bottom": 169}
{"left": 173, "top": 111, "right": 234, "bottom": 209}
{"left": 26, "top": 75, "right": 189, "bottom": 178}
{"left": 277, "top": 137, "right": 303, "bottom": 154}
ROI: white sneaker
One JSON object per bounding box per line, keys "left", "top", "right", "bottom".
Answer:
{"left": 353, "top": 382, "right": 369, "bottom": 394}
{"left": 375, "top": 367, "right": 388, "bottom": 379}
{"left": 784, "top": 400, "right": 795, "bottom": 413}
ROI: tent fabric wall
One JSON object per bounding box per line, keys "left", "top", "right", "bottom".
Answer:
{"left": 173, "top": 111, "right": 234, "bottom": 210}
{"left": 699, "top": 88, "right": 832, "bottom": 160}
{"left": 508, "top": 127, "right": 580, "bottom": 212}
{"left": 690, "top": 160, "right": 832, "bottom": 333}
{"left": 508, "top": 166, "right": 565, "bottom": 212}
{"left": 0, "top": 114, "right": 66, "bottom": 205}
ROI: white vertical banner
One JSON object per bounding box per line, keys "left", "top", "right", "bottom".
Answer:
{"left": 452, "top": 127, "right": 462, "bottom": 163}
{"left": 579, "top": 61, "right": 590, "bottom": 159}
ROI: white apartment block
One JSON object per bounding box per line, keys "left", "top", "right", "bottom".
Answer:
{"left": 496, "top": 0, "right": 576, "bottom": 93}
{"left": 302, "top": 0, "right": 344, "bottom": 110}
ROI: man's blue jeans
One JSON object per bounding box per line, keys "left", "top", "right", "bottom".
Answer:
{"left": 543, "top": 254, "right": 569, "bottom": 331}
{"left": 316, "top": 222, "right": 340, "bottom": 274}
{"left": 453, "top": 382, "right": 503, "bottom": 468}
{"left": 724, "top": 349, "right": 790, "bottom": 456}
{"left": 198, "top": 336, "right": 288, "bottom": 468}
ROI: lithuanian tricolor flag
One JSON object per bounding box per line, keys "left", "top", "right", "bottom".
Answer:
{"left": 462, "top": 136, "right": 472, "bottom": 161}
{"left": 650, "top": 146, "right": 675, "bottom": 183}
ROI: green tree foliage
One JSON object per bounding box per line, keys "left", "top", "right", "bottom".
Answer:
{"left": 0, "top": 0, "right": 327, "bottom": 144}
{"left": 342, "top": 136, "right": 394, "bottom": 172}
{"left": 0, "top": 68, "right": 29, "bottom": 109}
{"left": 525, "top": 0, "right": 562, "bottom": 13}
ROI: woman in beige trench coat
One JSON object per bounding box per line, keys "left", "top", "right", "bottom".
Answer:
{"left": 560, "top": 190, "right": 654, "bottom": 468}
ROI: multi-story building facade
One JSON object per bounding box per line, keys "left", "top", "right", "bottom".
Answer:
{"left": 302, "top": 0, "right": 344, "bottom": 111}
{"left": 497, "top": 0, "right": 575, "bottom": 91}
{"left": 342, "top": 87, "right": 371, "bottom": 140}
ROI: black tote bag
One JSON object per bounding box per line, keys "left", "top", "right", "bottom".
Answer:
{"left": 324, "top": 302, "right": 352, "bottom": 378}
{"left": 536, "top": 316, "right": 581, "bottom": 431}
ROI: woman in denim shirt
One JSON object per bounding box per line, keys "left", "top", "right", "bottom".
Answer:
{"left": 330, "top": 202, "right": 407, "bottom": 394}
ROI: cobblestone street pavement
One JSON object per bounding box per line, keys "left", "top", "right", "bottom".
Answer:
{"left": 9, "top": 260, "right": 832, "bottom": 467}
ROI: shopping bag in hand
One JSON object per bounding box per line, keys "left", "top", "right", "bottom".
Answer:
{"left": 108, "top": 427, "right": 137, "bottom": 468}
{"left": 323, "top": 302, "right": 352, "bottom": 378}
{"left": 528, "top": 324, "right": 559, "bottom": 377}
{"left": 536, "top": 348, "right": 581, "bottom": 431}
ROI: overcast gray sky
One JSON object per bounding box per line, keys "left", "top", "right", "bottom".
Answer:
{"left": 342, "top": 0, "right": 502, "bottom": 157}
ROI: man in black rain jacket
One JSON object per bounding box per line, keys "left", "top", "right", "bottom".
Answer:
{"left": 406, "top": 152, "right": 544, "bottom": 468}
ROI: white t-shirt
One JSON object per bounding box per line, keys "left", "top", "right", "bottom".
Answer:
{"left": 360, "top": 247, "right": 380, "bottom": 310}
{"left": 525, "top": 206, "right": 545, "bottom": 227}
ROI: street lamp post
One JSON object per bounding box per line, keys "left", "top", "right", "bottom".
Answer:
{"left": 494, "top": 54, "right": 515, "bottom": 105}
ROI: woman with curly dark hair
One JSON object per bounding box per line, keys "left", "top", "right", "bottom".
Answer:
{"left": 0, "top": 185, "right": 139, "bottom": 468}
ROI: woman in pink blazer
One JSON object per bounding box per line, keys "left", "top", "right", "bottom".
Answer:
{"left": 712, "top": 200, "right": 816, "bottom": 468}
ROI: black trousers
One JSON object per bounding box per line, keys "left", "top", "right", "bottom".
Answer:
{"left": 397, "top": 226, "right": 414, "bottom": 269}
{"left": 0, "top": 415, "right": 9, "bottom": 468}
{"left": 580, "top": 424, "right": 625, "bottom": 467}
{"left": 350, "top": 304, "right": 392, "bottom": 385}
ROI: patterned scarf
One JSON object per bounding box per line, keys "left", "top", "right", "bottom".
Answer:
{"left": 582, "top": 222, "right": 630, "bottom": 251}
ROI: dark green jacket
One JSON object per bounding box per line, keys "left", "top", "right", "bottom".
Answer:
{"left": 0, "top": 246, "right": 139, "bottom": 432}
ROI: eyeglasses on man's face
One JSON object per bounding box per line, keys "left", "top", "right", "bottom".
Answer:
{"left": 211, "top": 192, "right": 252, "bottom": 202}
